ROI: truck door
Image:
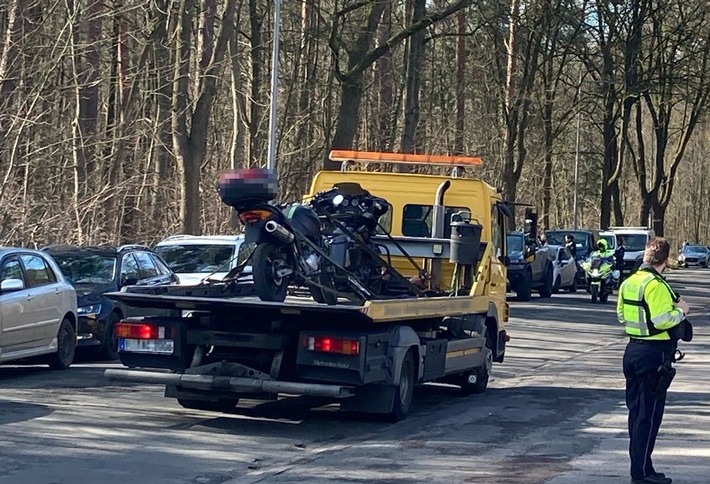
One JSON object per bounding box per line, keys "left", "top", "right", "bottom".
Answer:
{"left": 490, "top": 203, "right": 509, "bottom": 307}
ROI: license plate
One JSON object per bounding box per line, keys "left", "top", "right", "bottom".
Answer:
{"left": 119, "top": 338, "right": 174, "bottom": 354}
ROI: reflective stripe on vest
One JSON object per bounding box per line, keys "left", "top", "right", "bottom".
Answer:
{"left": 619, "top": 272, "right": 662, "bottom": 337}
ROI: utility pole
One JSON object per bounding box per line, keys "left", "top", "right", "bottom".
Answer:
{"left": 266, "top": 0, "right": 282, "bottom": 171}
{"left": 572, "top": 72, "right": 582, "bottom": 230}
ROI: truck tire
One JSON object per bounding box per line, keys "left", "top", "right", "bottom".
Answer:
{"left": 460, "top": 330, "right": 492, "bottom": 396}
{"left": 177, "top": 398, "right": 240, "bottom": 413}
{"left": 252, "top": 243, "right": 289, "bottom": 302}
{"left": 47, "top": 318, "right": 76, "bottom": 370}
{"left": 539, "top": 266, "right": 553, "bottom": 299}
{"left": 97, "top": 312, "right": 121, "bottom": 361}
{"left": 516, "top": 270, "right": 533, "bottom": 302}
{"left": 387, "top": 349, "right": 416, "bottom": 422}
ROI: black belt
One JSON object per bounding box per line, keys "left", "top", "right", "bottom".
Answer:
{"left": 629, "top": 338, "right": 674, "bottom": 348}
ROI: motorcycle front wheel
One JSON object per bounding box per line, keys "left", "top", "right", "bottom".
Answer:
{"left": 309, "top": 268, "right": 338, "bottom": 306}
{"left": 591, "top": 284, "right": 599, "bottom": 303}
{"left": 253, "top": 242, "right": 290, "bottom": 302}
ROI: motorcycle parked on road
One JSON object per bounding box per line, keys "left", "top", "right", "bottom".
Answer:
{"left": 218, "top": 168, "right": 327, "bottom": 302}
{"left": 582, "top": 255, "right": 619, "bottom": 303}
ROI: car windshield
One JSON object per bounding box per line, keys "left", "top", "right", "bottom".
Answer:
{"left": 51, "top": 254, "right": 117, "bottom": 285}
{"left": 545, "top": 231, "right": 589, "bottom": 250}
{"left": 618, "top": 234, "right": 649, "bottom": 251}
{"left": 506, "top": 234, "right": 524, "bottom": 253}
{"left": 684, "top": 245, "right": 709, "bottom": 254}
{"left": 155, "top": 244, "right": 235, "bottom": 274}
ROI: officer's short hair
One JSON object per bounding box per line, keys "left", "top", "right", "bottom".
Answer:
{"left": 643, "top": 237, "right": 670, "bottom": 265}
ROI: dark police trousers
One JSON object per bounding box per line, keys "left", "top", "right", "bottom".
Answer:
{"left": 623, "top": 339, "right": 676, "bottom": 480}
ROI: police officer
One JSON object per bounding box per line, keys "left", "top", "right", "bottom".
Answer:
{"left": 618, "top": 237, "right": 692, "bottom": 484}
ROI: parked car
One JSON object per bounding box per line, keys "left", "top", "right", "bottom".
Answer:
{"left": 154, "top": 235, "right": 254, "bottom": 286}
{"left": 678, "top": 244, "right": 710, "bottom": 268}
{"left": 549, "top": 245, "right": 578, "bottom": 293}
{"left": 506, "top": 231, "right": 554, "bottom": 301}
{"left": 43, "top": 245, "right": 179, "bottom": 360}
{"left": 0, "top": 248, "right": 78, "bottom": 369}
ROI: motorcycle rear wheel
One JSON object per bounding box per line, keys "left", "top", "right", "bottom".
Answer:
{"left": 253, "top": 242, "right": 290, "bottom": 302}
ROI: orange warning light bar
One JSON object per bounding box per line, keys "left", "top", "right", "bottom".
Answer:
{"left": 329, "top": 150, "right": 483, "bottom": 167}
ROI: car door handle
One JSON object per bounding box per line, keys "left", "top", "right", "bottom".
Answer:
{"left": 26, "top": 294, "right": 34, "bottom": 301}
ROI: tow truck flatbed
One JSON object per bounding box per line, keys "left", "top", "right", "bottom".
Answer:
{"left": 106, "top": 289, "right": 489, "bottom": 324}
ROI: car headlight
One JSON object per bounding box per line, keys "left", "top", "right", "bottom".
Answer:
{"left": 78, "top": 304, "right": 102, "bottom": 316}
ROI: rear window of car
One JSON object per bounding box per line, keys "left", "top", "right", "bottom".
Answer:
{"left": 51, "top": 253, "right": 116, "bottom": 285}
{"left": 155, "top": 244, "right": 236, "bottom": 274}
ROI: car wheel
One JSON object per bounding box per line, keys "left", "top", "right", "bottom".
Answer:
{"left": 552, "top": 275, "right": 561, "bottom": 294}
{"left": 568, "top": 274, "right": 579, "bottom": 293}
{"left": 97, "top": 312, "right": 121, "bottom": 361}
{"left": 48, "top": 318, "right": 77, "bottom": 370}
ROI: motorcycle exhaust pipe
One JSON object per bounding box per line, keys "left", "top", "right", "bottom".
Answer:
{"left": 265, "top": 220, "right": 295, "bottom": 244}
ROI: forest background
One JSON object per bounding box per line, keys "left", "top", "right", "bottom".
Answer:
{"left": 1, "top": 0, "right": 709, "bottom": 247}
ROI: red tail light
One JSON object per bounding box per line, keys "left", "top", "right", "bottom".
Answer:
{"left": 239, "top": 209, "right": 272, "bottom": 224}
{"left": 116, "top": 321, "right": 162, "bottom": 339}
{"left": 305, "top": 336, "right": 360, "bottom": 356}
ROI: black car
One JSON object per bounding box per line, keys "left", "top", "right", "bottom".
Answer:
{"left": 545, "top": 229, "right": 600, "bottom": 262}
{"left": 44, "top": 245, "right": 179, "bottom": 359}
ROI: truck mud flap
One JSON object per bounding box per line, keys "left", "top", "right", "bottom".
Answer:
{"left": 104, "top": 369, "right": 355, "bottom": 399}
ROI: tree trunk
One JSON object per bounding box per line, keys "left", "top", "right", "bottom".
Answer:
{"left": 454, "top": 9, "right": 466, "bottom": 155}
{"left": 400, "top": 0, "right": 426, "bottom": 154}
{"left": 375, "top": 2, "right": 393, "bottom": 151}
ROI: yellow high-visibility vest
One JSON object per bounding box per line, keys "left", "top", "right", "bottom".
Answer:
{"left": 617, "top": 269, "right": 684, "bottom": 340}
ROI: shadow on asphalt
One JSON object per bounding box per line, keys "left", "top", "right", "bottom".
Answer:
{"left": 0, "top": 401, "right": 53, "bottom": 425}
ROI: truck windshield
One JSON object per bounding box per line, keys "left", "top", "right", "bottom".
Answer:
{"left": 545, "top": 231, "right": 589, "bottom": 250}
{"left": 618, "top": 234, "right": 649, "bottom": 252}
{"left": 506, "top": 234, "right": 524, "bottom": 252}
{"left": 155, "top": 245, "right": 235, "bottom": 274}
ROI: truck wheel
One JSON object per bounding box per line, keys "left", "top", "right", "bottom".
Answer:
{"left": 97, "top": 312, "right": 121, "bottom": 361}
{"left": 252, "top": 243, "right": 289, "bottom": 302}
{"left": 516, "top": 270, "right": 533, "bottom": 302}
{"left": 591, "top": 285, "right": 599, "bottom": 303}
{"left": 539, "top": 266, "right": 553, "bottom": 299}
{"left": 460, "top": 331, "right": 492, "bottom": 396}
{"left": 388, "top": 349, "right": 416, "bottom": 422}
{"left": 177, "top": 398, "right": 240, "bottom": 413}
{"left": 47, "top": 318, "right": 76, "bottom": 370}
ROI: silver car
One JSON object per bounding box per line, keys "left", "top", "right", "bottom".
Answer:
{"left": 0, "top": 248, "right": 78, "bottom": 368}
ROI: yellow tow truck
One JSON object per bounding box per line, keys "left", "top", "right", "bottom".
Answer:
{"left": 104, "top": 151, "right": 511, "bottom": 421}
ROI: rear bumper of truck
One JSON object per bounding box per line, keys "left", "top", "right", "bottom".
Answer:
{"left": 104, "top": 368, "right": 355, "bottom": 399}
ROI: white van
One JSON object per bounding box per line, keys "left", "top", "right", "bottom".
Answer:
{"left": 154, "top": 235, "right": 254, "bottom": 286}
{"left": 608, "top": 227, "right": 656, "bottom": 271}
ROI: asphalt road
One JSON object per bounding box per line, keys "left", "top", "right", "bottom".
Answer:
{"left": 1, "top": 270, "right": 708, "bottom": 484}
